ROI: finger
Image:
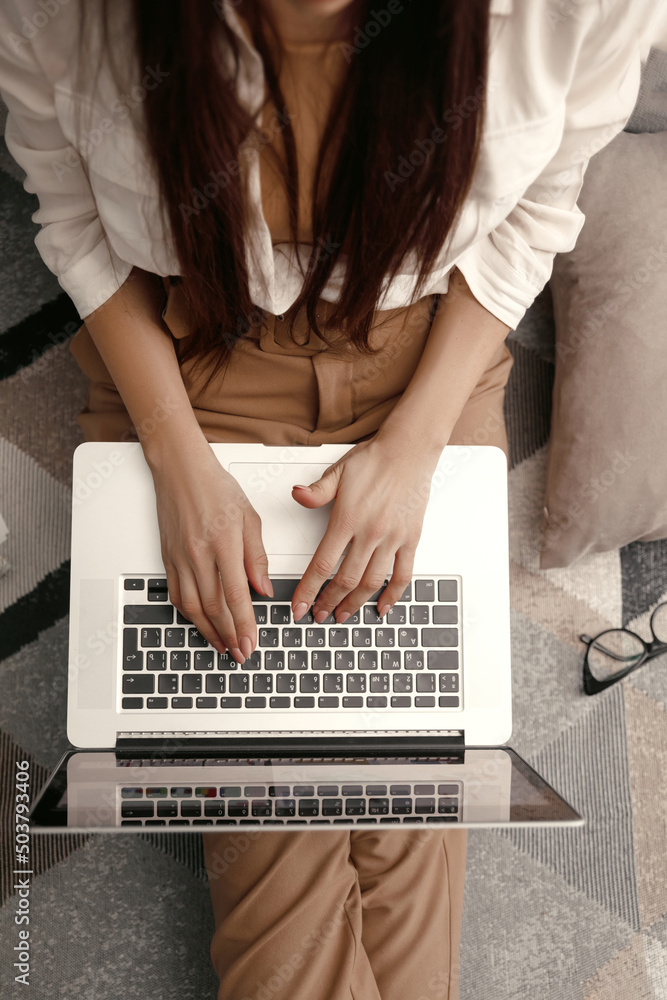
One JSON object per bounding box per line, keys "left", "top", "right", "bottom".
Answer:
{"left": 187, "top": 554, "right": 245, "bottom": 659}
{"left": 170, "top": 564, "right": 228, "bottom": 656}
{"left": 291, "top": 462, "right": 342, "bottom": 510}
{"left": 323, "top": 543, "right": 395, "bottom": 622}
{"left": 214, "top": 538, "right": 258, "bottom": 662}
{"left": 310, "top": 537, "right": 383, "bottom": 621}
{"left": 242, "top": 507, "right": 273, "bottom": 598}
{"left": 376, "top": 543, "right": 416, "bottom": 616}
{"left": 291, "top": 514, "right": 354, "bottom": 623}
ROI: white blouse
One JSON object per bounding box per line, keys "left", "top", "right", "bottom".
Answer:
{"left": 0, "top": 0, "right": 664, "bottom": 327}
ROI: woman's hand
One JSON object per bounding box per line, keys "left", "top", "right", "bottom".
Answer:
{"left": 148, "top": 439, "right": 272, "bottom": 663}
{"left": 290, "top": 435, "right": 441, "bottom": 624}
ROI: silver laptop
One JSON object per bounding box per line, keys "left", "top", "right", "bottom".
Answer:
{"left": 30, "top": 442, "right": 582, "bottom": 832}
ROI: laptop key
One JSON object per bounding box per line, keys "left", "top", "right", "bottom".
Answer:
{"left": 124, "top": 578, "right": 144, "bottom": 591}
{"left": 204, "top": 802, "right": 226, "bottom": 817}
{"left": 410, "top": 606, "right": 429, "bottom": 624}
{"left": 196, "top": 697, "right": 218, "bottom": 709}
{"left": 123, "top": 675, "right": 154, "bottom": 694}
{"left": 299, "top": 799, "right": 319, "bottom": 817}
{"left": 391, "top": 696, "right": 411, "bottom": 708}
{"left": 276, "top": 676, "right": 296, "bottom": 693}
{"left": 428, "top": 650, "right": 459, "bottom": 670}
{"left": 318, "top": 696, "right": 339, "bottom": 708}
{"left": 439, "top": 673, "right": 459, "bottom": 692}
{"left": 421, "top": 628, "right": 457, "bottom": 647}
{"left": 415, "top": 580, "right": 435, "bottom": 601}
{"left": 294, "top": 697, "right": 315, "bottom": 708}
{"left": 270, "top": 697, "right": 291, "bottom": 708}
{"left": 121, "top": 697, "right": 143, "bottom": 709}
{"left": 374, "top": 629, "right": 395, "bottom": 647}
{"left": 229, "top": 675, "right": 249, "bottom": 694}
{"left": 322, "top": 799, "right": 342, "bottom": 816}
{"left": 393, "top": 674, "right": 412, "bottom": 693}
{"left": 181, "top": 802, "right": 201, "bottom": 817}
{"left": 433, "top": 605, "right": 458, "bottom": 625}
{"left": 404, "top": 650, "right": 424, "bottom": 670}
{"left": 352, "top": 628, "right": 372, "bottom": 647}
{"left": 252, "top": 800, "right": 273, "bottom": 817}
{"left": 392, "top": 797, "right": 413, "bottom": 814}
{"left": 366, "top": 696, "right": 387, "bottom": 708}
{"left": 345, "top": 799, "right": 366, "bottom": 816}
{"left": 386, "top": 605, "right": 406, "bottom": 624}
{"left": 170, "top": 651, "right": 190, "bottom": 670}
{"left": 271, "top": 605, "right": 291, "bottom": 625}
{"left": 415, "top": 798, "right": 436, "bottom": 814}
{"left": 281, "top": 629, "right": 302, "bottom": 648}
{"left": 219, "top": 697, "right": 243, "bottom": 709}
{"left": 228, "top": 800, "right": 249, "bottom": 818}
{"left": 157, "top": 802, "right": 179, "bottom": 817}
{"left": 323, "top": 674, "right": 343, "bottom": 693}
{"left": 121, "top": 802, "right": 154, "bottom": 818}
{"left": 218, "top": 653, "right": 239, "bottom": 670}
{"left": 300, "top": 674, "right": 319, "bottom": 693}
{"left": 438, "top": 579, "right": 458, "bottom": 602}
{"left": 206, "top": 676, "right": 226, "bottom": 694}
{"left": 416, "top": 674, "right": 435, "bottom": 692}
{"left": 245, "top": 697, "right": 267, "bottom": 709}
{"left": 311, "top": 651, "right": 331, "bottom": 670}
{"left": 347, "top": 674, "right": 366, "bottom": 693}
{"left": 275, "top": 799, "right": 296, "bottom": 817}
{"left": 335, "top": 651, "right": 355, "bottom": 670}
{"left": 147, "top": 697, "right": 168, "bottom": 709}
{"left": 140, "top": 628, "right": 161, "bottom": 647}
{"left": 288, "top": 650, "right": 308, "bottom": 670}
{"left": 240, "top": 651, "right": 261, "bottom": 670}
{"left": 124, "top": 605, "right": 173, "bottom": 625}
{"left": 194, "top": 651, "right": 214, "bottom": 670}
{"left": 370, "top": 674, "right": 389, "bottom": 692}
{"left": 398, "top": 629, "right": 418, "bottom": 647}
{"left": 343, "top": 696, "right": 363, "bottom": 708}
{"left": 439, "top": 696, "right": 460, "bottom": 708}
{"left": 253, "top": 674, "right": 272, "bottom": 693}
{"left": 165, "top": 628, "right": 185, "bottom": 647}
{"left": 369, "top": 798, "right": 389, "bottom": 815}
{"left": 188, "top": 627, "right": 208, "bottom": 647}
{"left": 328, "top": 628, "right": 349, "bottom": 647}
{"left": 358, "top": 650, "right": 377, "bottom": 670}
{"left": 381, "top": 652, "right": 401, "bottom": 670}
{"left": 158, "top": 675, "right": 178, "bottom": 694}
{"left": 363, "top": 606, "right": 383, "bottom": 624}
{"left": 146, "top": 651, "right": 166, "bottom": 670}
{"left": 172, "top": 693, "right": 193, "bottom": 710}
{"left": 415, "top": 696, "right": 436, "bottom": 708}
{"left": 253, "top": 605, "right": 268, "bottom": 625}
{"left": 265, "top": 651, "right": 285, "bottom": 670}
{"left": 306, "top": 628, "right": 326, "bottom": 647}
{"left": 258, "top": 628, "right": 279, "bottom": 647}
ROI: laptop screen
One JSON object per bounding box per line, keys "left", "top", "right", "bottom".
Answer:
{"left": 30, "top": 748, "right": 582, "bottom": 832}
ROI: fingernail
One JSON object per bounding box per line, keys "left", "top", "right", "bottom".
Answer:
{"left": 378, "top": 605, "right": 390, "bottom": 617}
{"left": 262, "top": 575, "right": 274, "bottom": 598}
{"left": 293, "top": 602, "right": 308, "bottom": 621}
{"left": 240, "top": 636, "right": 253, "bottom": 661}
{"left": 232, "top": 646, "right": 245, "bottom": 665}
{"left": 337, "top": 611, "right": 350, "bottom": 624}
{"left": 314, "top": 609, "right": 328, "bottom": 624}
{"left": 215, "top": 642, "right": 227, "bottom": 656}
{"left": 292, "top": 484, "right": 312, "bottom": 492}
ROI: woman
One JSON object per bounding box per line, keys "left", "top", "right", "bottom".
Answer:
{"left": 0, "top": 0, "right": 657, "bottom": 996}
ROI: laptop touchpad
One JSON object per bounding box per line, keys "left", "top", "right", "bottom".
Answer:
{"left": 228, "top": 463, "right": 334, "bottom": 555}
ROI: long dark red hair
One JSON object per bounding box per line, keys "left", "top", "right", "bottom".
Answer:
{"left": 78, "top": 0, "right": 490, "bottom": 378}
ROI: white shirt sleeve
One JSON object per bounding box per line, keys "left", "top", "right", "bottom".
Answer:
{"left": 0, "top": 1, "right": 132, "bottom": 319}
{"left": 455, "top": 0, "right": 653, "bottom": 331}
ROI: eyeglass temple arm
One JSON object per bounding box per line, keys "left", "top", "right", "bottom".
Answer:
{"left": 579, "top": 634, "right": 642, "bottom": 664}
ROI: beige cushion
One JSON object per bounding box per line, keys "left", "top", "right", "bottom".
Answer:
{"left": 540, "top": 130, "right": 667, "bottom": 569}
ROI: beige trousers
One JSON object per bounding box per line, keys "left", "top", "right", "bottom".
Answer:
{"left": 70, "top": 286, "right": 513, "bottom": 1000}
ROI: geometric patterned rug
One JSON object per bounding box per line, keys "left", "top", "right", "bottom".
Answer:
{"left": 1, "top": 111, "right": 666, "bottom": 999}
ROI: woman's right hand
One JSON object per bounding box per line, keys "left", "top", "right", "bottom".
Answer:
{"left": 147, "top": 438, "right": 272, "bottom": 663}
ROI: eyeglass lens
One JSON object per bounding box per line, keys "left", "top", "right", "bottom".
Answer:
{"left": 588, "top": 629, "right": 645, "bottom": 681}
{"left": 651, "top": 603, "right": 667, "bottom": 643}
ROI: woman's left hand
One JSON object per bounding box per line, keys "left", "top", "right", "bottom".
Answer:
{"left": 290, "top": 435, "right": 441, "bottom": 624}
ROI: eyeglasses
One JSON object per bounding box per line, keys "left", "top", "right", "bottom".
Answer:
{"left": 580, "top": 602, "right": 667, "bottom": 695}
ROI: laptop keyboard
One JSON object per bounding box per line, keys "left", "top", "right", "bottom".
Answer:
{"left": 118, "top": 780, "right": 462, "bottom": 826}
{"left": 120, "top": 576, "right": 462, "bottom": 713}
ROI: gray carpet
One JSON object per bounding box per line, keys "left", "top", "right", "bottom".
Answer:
{"left": 1, "top": 68, "right": 667, "bottom": 998}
